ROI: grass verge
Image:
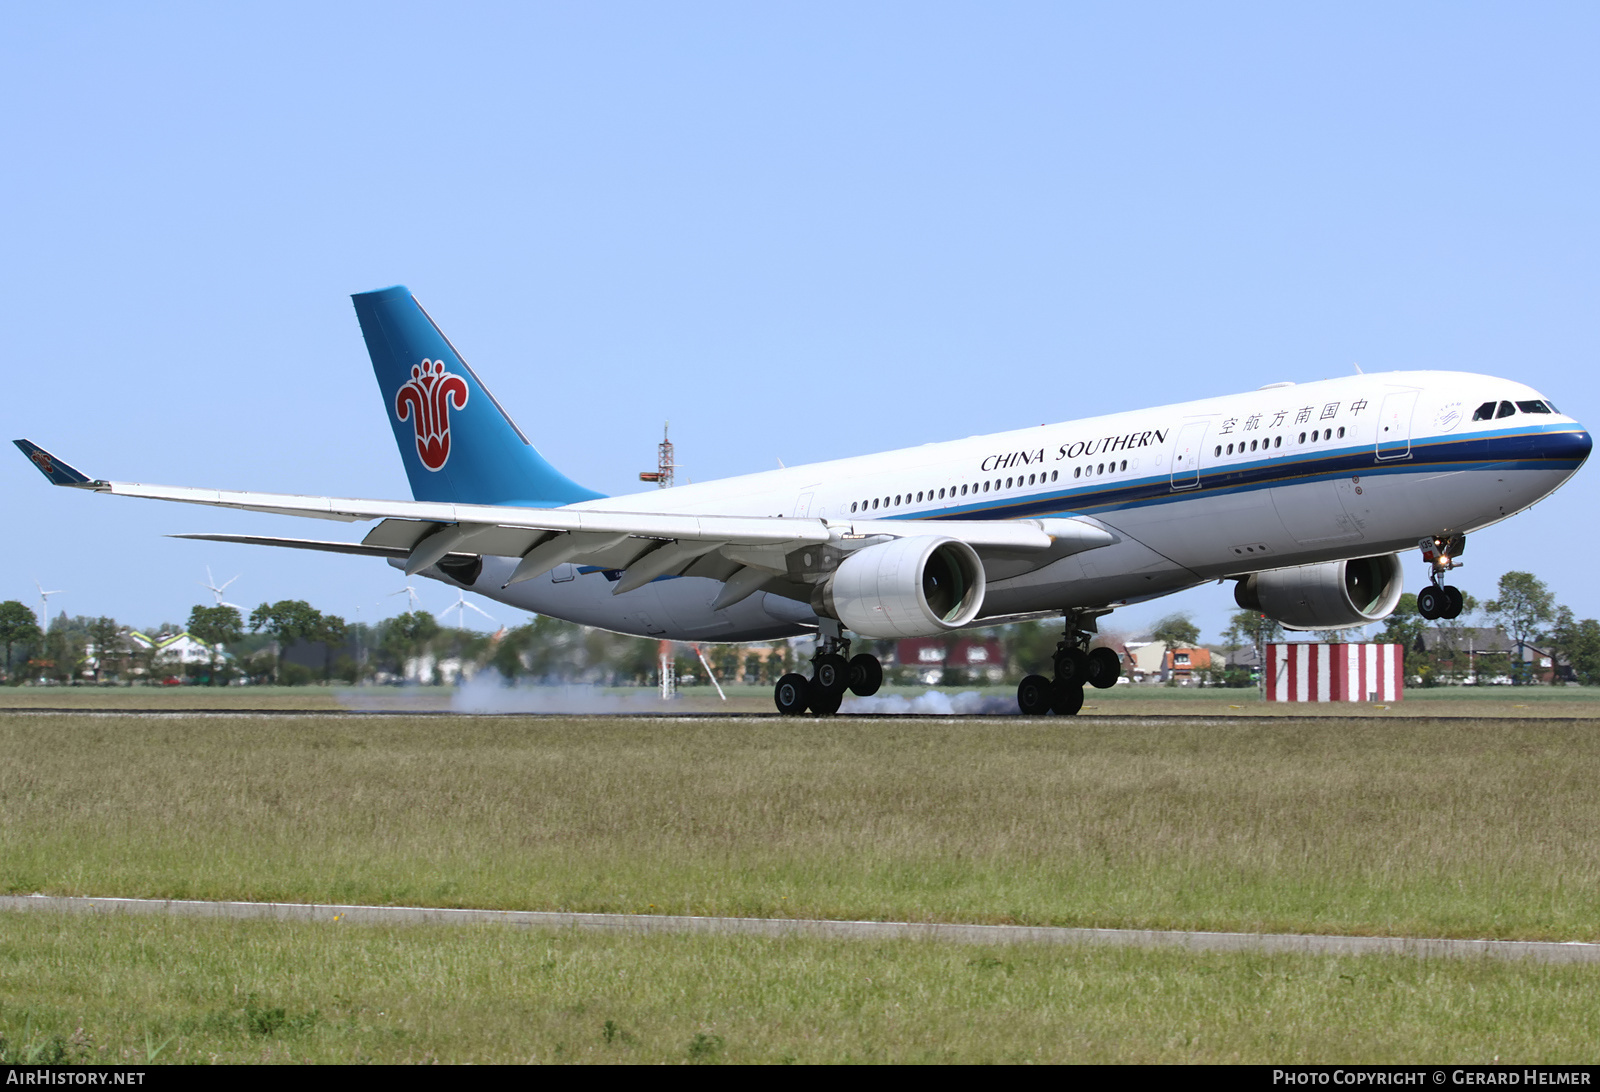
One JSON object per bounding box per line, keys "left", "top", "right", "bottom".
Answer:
{"left": 1, "top": 913, "right": 1596, "bottom": 1063}
{"left": 3, "top": 712, "right": 1598, "bottom": 940}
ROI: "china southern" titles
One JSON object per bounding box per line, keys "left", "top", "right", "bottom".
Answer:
{"left": 979, "top": 427, "right": 1171, "bottom": 472}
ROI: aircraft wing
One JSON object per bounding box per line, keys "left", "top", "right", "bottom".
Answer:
{"left": 16, "top": 440, "right": 1113, "bottom": 596}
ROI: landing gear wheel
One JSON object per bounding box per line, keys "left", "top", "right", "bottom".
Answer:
{"left": 1054, "top": 647, "right": 1091, "bottom": 687}
{"left": 1017, "top": 674, "right": 1054, "bottom": 716}
{"left": 1051, "top": 680, "right": 1085, "bottom": 717}
{"left": 775, "top": 673, "right": 810, "bottom": 716}
{"left": 848, "top": 654, "right": 883, "bottom": 696}
{"left": 1417, "top": 586, "right": 1443, "bottom": 620}
{"left": 1442, "top": 585, "right": 1464, "bottom": 619}
{"left": 813, "top": 654, "right": 850, "bottom": 697}
{"left": 1086, "top": 647, "right": 1121, "bottom": 689}
{"left": 808, "top": 688, "right": 843, "bottom": 715}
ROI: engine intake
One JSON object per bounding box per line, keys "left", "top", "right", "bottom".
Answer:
{"left": 812, "top": 536, "right": 986, "bottom": 638}
{"left": 1234, "top": 553, "right": 1404, "bottom": 630}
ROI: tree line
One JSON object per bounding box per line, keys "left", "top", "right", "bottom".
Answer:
{"left": 2, "top": 568, "right": 1594, "bottom": 688}
{"left": 0, "top": 598, "right": 807, "bottom": 688}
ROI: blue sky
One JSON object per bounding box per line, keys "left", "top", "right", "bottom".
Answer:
{"left": 4, "top": 2, "right": 1596, "bottom": 644}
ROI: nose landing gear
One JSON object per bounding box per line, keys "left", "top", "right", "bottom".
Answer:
{"left": 1017, "top": 610, "right": 1119, "bottom": 716}
{"left": 1416, "top": 534, "right": 1466, "bottom": 620}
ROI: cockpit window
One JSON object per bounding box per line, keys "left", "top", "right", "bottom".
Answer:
{"left": 1496, "top": 401, "right": 1516, "bottom": 419}
{"left": 1516, "top": 400, "right": 1552, "bottom": 414}
{"left": 1472, "top": 401, "right": 1497, "bottom": 421}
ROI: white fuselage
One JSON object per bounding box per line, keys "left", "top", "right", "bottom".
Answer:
{"left": 421, "top": 370, "right": 1589, "bottom": 642}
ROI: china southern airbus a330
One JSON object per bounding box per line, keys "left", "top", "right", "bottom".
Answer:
{"left": 16, "top": 286, "right": 1591, "bottom": 714}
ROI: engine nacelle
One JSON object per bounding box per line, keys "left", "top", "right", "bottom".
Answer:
{"left": 1234, "top": 553, "right": 1405, "bottom": 630}
{"left": 812, "top": 536, "right": 987, "bottom": 638}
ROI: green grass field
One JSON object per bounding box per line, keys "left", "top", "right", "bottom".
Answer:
{"left": 3, "top": 914, "right": 1597, "bottom": 1064}
{"left": 4, "top": 701, "right": 1599, "bottom": 1062}
{"left": 4, "top": 710, "right": 1598, "bottom": 937}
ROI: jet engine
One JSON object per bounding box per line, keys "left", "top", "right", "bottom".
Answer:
{"left": 811, "top": 536, "right": 987, "bottom": 639}
{"left": 1233, "top": 553, "right": 1405, "bottom": 630}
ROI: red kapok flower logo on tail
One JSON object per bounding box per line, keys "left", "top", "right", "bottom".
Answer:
{"left": 395, "top": 359, "right": 470, "bottom": 471}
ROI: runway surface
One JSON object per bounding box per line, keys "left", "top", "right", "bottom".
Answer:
{"left": 5, "top": 895, "right": 1597, "bottom": 964}
{"left": 2, "top": 707, "right": 1593, "bottom": 725}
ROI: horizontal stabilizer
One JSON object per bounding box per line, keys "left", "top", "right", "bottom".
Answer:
{"left": 170, "top": 533, "right": 410, "bottom": 558}
{"left": 169, "top": 532, "right": 477, "bottom": 564}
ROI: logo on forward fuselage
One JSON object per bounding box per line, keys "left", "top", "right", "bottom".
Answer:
{"left": 395, "top": 359, "right": 470, "bottom": 471}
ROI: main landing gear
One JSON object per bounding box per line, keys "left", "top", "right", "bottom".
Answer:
{"left": 1416, "top": 534, "right": 1466, "bottom": 620}
{"left": 774, "top": 624, "right": 883, "bottom": 715}
{"left": 1017, "top": 610, "right": 1121, "bottom": 716}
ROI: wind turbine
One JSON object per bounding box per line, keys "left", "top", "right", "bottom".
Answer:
{"left": 387, "top": 585, "right": 423, "bottom": 612}
{"left": 33, "top": 580, "right": 61, "bottom": 622}
{"left": 200, "top": 567, "right": 243, "bottom": 610}
{"left": 445, "top": 589, "right": 496, "bottom": 630}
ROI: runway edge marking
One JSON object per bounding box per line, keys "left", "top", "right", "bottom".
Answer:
{"left": 4, "top": 895, "right": 1598, "bottom": 964}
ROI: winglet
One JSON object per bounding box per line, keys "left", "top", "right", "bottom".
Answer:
{"left": 13, "top": 440, "right": 96, "bottom": 487}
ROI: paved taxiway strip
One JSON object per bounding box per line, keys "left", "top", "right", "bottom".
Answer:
{"left": 3, "top": 708, "right": 1595, "bottom": 725}
{"left": 5, "top": 895, "right": 1597, "bottom": 964}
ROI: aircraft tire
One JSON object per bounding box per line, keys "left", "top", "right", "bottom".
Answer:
{"left": 808, "top": 688, "right": 844, "bottom": 715}
{"left": 775, "top": 673, "right": 811, "bottom": 715}
{"left": 848, "top": 653, "right": 883, "bottom": 696}
{"left": 1086, "top": 647, "right": 1121, "bottom": 689}
{"left": 1017, "top": 674, "right": 1053, "bottom": 716}
{"left": 1417, "top": 586, "right": 1443, "bottom": 620}
{"left": 814, "top": 653, "right": 851, "bottom": 696}
{"left": 1442, "top": 585, "right": 1464, "bottom": 619}
{"left": 1054, "top": 647, "right": 1091, "bottom": 687}
{"left": 1050, "top": 680, "right": 1085, "bottom": 716}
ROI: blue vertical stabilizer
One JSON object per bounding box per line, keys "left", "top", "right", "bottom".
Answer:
{"left": 353, "top": 286, "right": 605, "bottom": 507}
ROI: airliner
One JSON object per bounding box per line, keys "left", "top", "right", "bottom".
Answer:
{"left": 16, "top": 286, "right": 1591, "bottom": 715}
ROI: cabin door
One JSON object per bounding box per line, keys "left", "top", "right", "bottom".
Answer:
{"left": 1375, "top": 391, "right": 1419, "bottom": 461}
{"left": 1169, "top": 421, "right": 1209, "bottom": 490}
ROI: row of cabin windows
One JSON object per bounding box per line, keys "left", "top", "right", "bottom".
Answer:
{"left": 850, "top": 470, "right": 1062, "bottom": 514}
{"left": 1474, "top": 399, "right": 1555, "bottom": 420}
{"left": 1073, "top": 459, "right": 1129, "bottom": 479}
{"left": 1212, "top": 427, "right": 1345, "bottom": 458}
{"left": 829, "top": 401, "right": 1558, "bottom": 518}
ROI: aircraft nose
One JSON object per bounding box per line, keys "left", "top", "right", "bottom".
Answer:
{"left": 1547, "top": 427, "right": 1593, "bottom": 469}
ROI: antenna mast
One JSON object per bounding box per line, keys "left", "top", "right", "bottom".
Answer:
{"left": 638, "top": 422, "right": 675, "bottom": 488}
{"left": 639, "top": 422, "right": 678, "bottom": 699}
